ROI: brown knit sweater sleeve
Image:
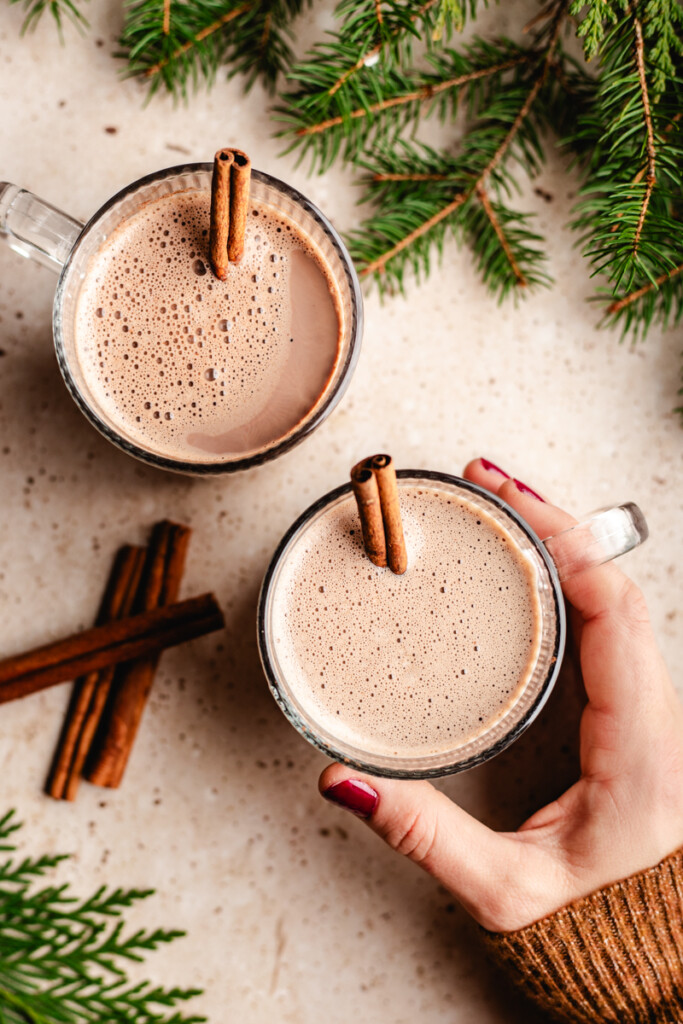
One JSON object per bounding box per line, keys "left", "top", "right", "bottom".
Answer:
{"left": 482, "top": 848, "right": 683, "bottom": 1023}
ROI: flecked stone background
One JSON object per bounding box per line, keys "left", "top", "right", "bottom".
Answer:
{"left": 1, "top": 2, "right": 681, "bottom": 1020}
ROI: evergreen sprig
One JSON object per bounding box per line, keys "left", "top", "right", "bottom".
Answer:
{"left": 284, "top": 1, "right": 568, "bottom": 295}
{"left": 277, "top": 37, "right": 531, "bottom": 172}
{"left": 0, "top": 810, "right": 204, "bottom": 1024}
{"left": 278, "top": 0, "right": 683, "bottom": 413}
{"left": 9, "top": 0, "right": 88, "bottom": 37}
{"left": 118, "top": 0, "right": 307, "bottom": 98}
{"left": 275, "top": 0, "right": 491, "bottom": 170}
{"left": 347, "top": 129, "right": 551, "bottom": 298}
{"left": 9, "top": 0, "right": 683, "bottom": 412}
{"left": 567, "top": 1, "right": 683, "bottom": 360}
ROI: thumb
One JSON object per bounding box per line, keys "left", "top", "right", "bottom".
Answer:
{"left": 319, "top": 763, "right": 527, "bottom": 929}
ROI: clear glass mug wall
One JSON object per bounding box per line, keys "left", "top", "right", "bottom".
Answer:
{"left": 258, "top": 471, "right": 648, "bottom": 779}
{"left": 0, "top": 167, "right": 362, "bottom": 474}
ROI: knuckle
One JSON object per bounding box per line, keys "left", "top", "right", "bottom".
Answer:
{"left": 386, "top": 809, "right": 439, "bottom": 867}
{"left": 616, "top": 577, "right": 649, "bottom": 628}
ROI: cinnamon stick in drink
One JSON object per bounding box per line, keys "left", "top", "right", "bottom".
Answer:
{"left": 45, "top": 544, "right": 146, "bottom": 801}
{"left": 351, "top": 454, "right": 408, "bottom": 575}
{"left": 227, "top": 149, "right": 251, "bottom": 264}
{"left": 87, "top": 521, "right": 192, "bottom": 788}
{"left": 0, "top": 593, "right": 224, "bottom": 704}
{"left": 371, "top": 454, "right": 408, "bottom": 575}
{"left": 351, "top": 460, "right": 387, "bottom": 567}
{"left": 209, "top": 148, "right": 234, "bottom": 281}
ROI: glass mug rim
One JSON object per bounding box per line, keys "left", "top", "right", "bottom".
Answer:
{"left": 53, "top": 163, "right": 363, "bottom": 475}
{"left": 258, "top": 469, "right": 567, "bottom": 780}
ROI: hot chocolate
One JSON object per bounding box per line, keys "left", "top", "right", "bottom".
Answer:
{"left": 269, "top": 483, "right": 543, "bottom": 760}
{"left": 73, "top": 189, "right": 342, "bottom": 463}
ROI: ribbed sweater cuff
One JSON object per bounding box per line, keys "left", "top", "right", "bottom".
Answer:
{"left": 482, "top": 848, "right": 683, "bottom": 1023}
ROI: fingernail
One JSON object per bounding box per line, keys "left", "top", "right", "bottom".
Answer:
{"left": 513, "top": 479, "right": 545, "bottom": 502}
{"left": 480, "top": 458, "right": 510, "bottom": 478}
{"left": 322, "top": 779, "right": 378, "bottom": 819}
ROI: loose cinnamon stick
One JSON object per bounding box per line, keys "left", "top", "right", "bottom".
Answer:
{"left": 370, "top": 454, "right": 408, "bottom": 575}
{"left": 87, "top": 521, "right": 192, "bottom": 788}
{"left": 45, "top": 545, "right": 146, "bottom": 801}
{"left": 350, "top": 454, "right": 408, "bottom": 575}
{"left": 351, "top": 460, "right": 387, "bottom": 567}
{"left": 227, "top": 149, "right": 251, "bottom": 265}
{"left": 209, "top": 148, "right": 234, "bottom": 281}
{"left": 0, "top": 593, "right": 224, "bottom": 704}
{"left": 60, "top": 548, "right": 147, "bottom": 800}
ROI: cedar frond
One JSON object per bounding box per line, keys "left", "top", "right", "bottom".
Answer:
{"left": 569, "top": 0, "right": 621, "bottom": 61}
{"left": 0, "top": 812, "right": 203, "bottom": 1024}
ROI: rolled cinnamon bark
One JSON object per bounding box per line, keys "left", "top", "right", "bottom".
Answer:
{"left": 45, "top": 544, "right": 146, "bottom": 801}
{"left": 227, "top": 148, "right": 251, "bottom": 264}
{"left": 209, "top": 148, "right": 234, "bottom": 281}
{"left": 371, "top": 454, "right": 408, "bottom": 575}
{"left": 0, "top": 593, "right": 224, "bottom": 704}
{"left": 87, "top": 521, "right": 192, "bottom": 788}
{"left": 351, "top": 454, "right": 408, "bottom": 574}
{"left": 351, "top": 459, "right": 387, "bottom": 568}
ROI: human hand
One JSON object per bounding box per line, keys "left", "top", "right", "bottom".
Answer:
{"left": 319, "top": 458, "right": 683, "bottom": 932}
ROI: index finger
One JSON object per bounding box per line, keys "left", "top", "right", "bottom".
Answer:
{"left": 463, "top": 458, "right": 643, "bottom": 626}
{"left": 463, "top": 459, "right": 660, "bottom": 716}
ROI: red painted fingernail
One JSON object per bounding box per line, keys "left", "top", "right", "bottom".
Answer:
{"left": 322, "top": 779, "right": 378, "bottom": 819}
{"left": 513, "top": 479, "right": 545, "bottom": 502}
{"left": 480, "top": 458, "right": 510, "bottom": 478}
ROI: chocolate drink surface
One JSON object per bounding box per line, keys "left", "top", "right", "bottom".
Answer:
{"left": 74, "top": 190, "right": 342, "bottom": 463}
{"left": 270, "top": 485, "right": 543, "bottom": 759}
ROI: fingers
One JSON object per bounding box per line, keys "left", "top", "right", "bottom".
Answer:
{"left": 318, "top": 762, "right": 529, "bottom": 930}
{"left": 463, "top": 458, "right": 647, "bottom": 629}
{"left": 463, "top": 458, "right": 663, "bottom": 719}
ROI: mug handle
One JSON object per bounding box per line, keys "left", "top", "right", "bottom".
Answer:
{"left": 542, "top": 503, "right": 648, "bottom": 582}
{"left": 0, "top": 182, "right": 83, "bottom": 273}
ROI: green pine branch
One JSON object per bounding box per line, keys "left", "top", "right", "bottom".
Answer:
{"left": 568, "top": 3, "right": 683, "bottom": 314}
{"left": 0, "top": 811, "right": 204, "bottom": 1024}
{"left": 277, "top": 37, "right": 531, "bottom": 173}
{"left": 340, "top": 3, "right": 567, "bottom": 294}
{"left": 8, "top": 0, "right": 683, "bottom": 415}
{"left": 348, "top": 134, "right": 551, "bottom": 297}
{"left": 118, "top": 0, "right": 308, "bottom": 99}
{"left": 571, "top": 0, "right": 683, "bottom": 95}
{"left": 8, "top": 0, "right": 88, "bottom": 36}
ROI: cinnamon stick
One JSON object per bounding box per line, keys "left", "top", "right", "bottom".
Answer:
{"left": 45, "top": 545, "right": 146, "bottom": 801}
{"left": 227, "top": 149, "right": 251, "bottom": 265}
{"left": 209, "top": 148, "right": 234, "bottom": 281}
{"left": 371, "top": 454, "right": 408, "bottom": 575}
{"left": 351, "top": 460, "right": 387, "bottom": 567}
{"left": 350, "top": 454, "right": 408, "bottom": 575}
{"left": 87, "top": 521, "right": 192, "bottom": 788}
{"left": 0, "top": 593, "right": 224, "bottom": 704}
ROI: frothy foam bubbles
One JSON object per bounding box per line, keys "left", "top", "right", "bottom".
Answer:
{"left": 74, "top": 190, "right": 343, "bottom": 462}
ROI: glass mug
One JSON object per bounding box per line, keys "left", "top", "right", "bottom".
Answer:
{"left": 258, "top": 471, "right": 648, "bottom": 779}
{"left": 0, "top": 167, "right": 362, "bottom": 474}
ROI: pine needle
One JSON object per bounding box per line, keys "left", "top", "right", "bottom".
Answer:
{"left": 9, "top": 0, "right": 88, "bottom": 38}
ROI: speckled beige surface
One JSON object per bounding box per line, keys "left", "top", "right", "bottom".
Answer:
{"left": 0, "top": 2, "right": 681, "bottom": 1021}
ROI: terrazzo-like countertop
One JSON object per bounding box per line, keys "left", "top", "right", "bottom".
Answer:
{"left": 1, "top": 2, "right": 681, "bottom": 1021}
